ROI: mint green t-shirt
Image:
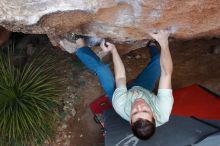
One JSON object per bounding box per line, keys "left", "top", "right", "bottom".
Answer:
{"left": 112, "top": 86, "right": 174, "bottom": 127}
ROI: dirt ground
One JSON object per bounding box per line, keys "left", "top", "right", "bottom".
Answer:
{"left": 3, "top": 34, "right": 220, "bottom": 146}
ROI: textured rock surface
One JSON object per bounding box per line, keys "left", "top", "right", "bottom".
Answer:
{"left": 1, "top": 0, "right": 220, "bottom": 49}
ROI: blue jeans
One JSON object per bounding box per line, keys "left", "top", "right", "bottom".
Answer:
{"left": 76, "top": 46, "right": 160, "bottom": 102}
{"left": 76, "top": 47, "right": 115, "bottom": 98}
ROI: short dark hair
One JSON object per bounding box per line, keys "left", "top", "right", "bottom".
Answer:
{"left": 131, "top": 118, "right": 156, "bottom": 140}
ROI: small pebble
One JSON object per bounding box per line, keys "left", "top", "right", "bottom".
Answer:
{"left": 61, "top": 124, "right": 67, "bottom": 129}
{"left": 71, "top": 109, "right": 76, "bottom": 117}
{"left": 135, "top": 54, "right": 141, "bottom": 59}
{"left": 127, "top": 55, "right": 132, "bottom": 59}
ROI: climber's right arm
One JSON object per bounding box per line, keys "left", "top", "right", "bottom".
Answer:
{"left": 100, "top": 40, "right": 126, "bottom": 88}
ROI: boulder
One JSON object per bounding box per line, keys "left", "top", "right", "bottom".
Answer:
{"left": 0, "top": 0, "right": 220, "bottom": 49}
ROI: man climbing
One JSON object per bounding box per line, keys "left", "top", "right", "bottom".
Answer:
{"left": 60, "top": 29, "right": 174, "bottom": 140}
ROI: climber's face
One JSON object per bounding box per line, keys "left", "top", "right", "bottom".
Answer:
{"left": 131, "top": 98, "right": 154, "bottom": 123}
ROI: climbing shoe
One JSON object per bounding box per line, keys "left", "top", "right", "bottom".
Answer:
{"left": 146, "top": 39, "right": 161, "bottom": 49}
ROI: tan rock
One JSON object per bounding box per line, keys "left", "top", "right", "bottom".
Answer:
{"left": 0, "top": 0, "right": 220, "bottom": 51}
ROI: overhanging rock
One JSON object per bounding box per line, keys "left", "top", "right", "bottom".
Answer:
{"left": 1, "top": 0, "right": 220, "bottom": 48}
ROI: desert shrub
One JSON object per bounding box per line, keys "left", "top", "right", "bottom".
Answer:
{"left": 0, "top": 45, "right": 62, "bottom": 146}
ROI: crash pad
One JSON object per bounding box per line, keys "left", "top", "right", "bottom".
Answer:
{"left": 104, "top": 109, "right": 219, "bottom": 146}
{"left": 90, "top": 95, "right": 112, "bottom": 114}
{"left": 172, "top": 84, "right": 220, "bottom": 120}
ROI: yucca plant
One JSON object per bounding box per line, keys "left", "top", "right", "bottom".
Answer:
{"left": 0, "top": 45, "right": 62, "bottom": 146}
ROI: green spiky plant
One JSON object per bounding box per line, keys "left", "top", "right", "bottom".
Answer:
{"left": 0, "top": 45, "right": 62, "bottom": 146}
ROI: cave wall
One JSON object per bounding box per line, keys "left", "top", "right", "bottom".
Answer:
{"left": 1, "top": 0, "right": 220, "bottom": 48}
{"left": 0, "top": 26, "right": 11, "bottom": 46}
